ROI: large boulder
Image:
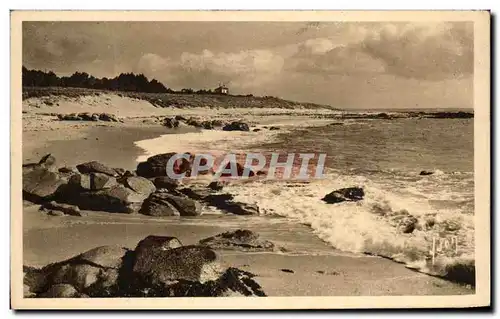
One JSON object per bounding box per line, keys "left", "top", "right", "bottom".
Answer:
{"left": 25, "top": 245, "right": 128, "bottom": 297}
{"left": 76, "top": 245, "right": 128, "bottom": 269}
{"left": 199, "top": 229, "right": 275, "bottom": 252}
{"left": 132, "top": 244, "right": 222, "bottom": 286}
{"left": 321, "top": 187, "right": 365, "bottom": 204}
{"left": 69, "top": 172, "right": 118, "bottom": 191}
{"left": 23, "top": 167, "right": 67, "bottom": 202}
{"left": 76, "top": 161, "right": 117, "bottom": 177}
{"left": 63, "top": 184, "right": 148, "bottom": 213}
{"left": 222, "top": 121, "right": 250, "bottom": 132}
{"left": 140, "top": 192, "right": 201, "bottom": 217}
{"left": 136, "top": 152, "right": 192, "bottom": 178}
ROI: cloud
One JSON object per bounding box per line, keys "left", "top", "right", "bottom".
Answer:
{"left": 136, "top": 49, "right": 284, "bottom": 91}
{"left": 361, "top": 22, "right": 473, "bottom": 80}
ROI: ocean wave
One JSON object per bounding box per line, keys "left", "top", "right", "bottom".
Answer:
{"left": 222, "top": 174, "right": 475, "bottom": 284}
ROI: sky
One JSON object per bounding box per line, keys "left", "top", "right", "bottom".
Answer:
{"left": 22, "top": 21, "right": 473, "bottom": 109}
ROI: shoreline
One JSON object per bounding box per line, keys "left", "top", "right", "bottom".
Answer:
{"left": 21, "top": 105, "right": 475, "bottom": 296}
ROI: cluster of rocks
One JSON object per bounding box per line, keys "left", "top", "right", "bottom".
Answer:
{"left": 23, "top": 153, "right": 261, "bottom": 217}
{"left": 158, "top": 115, "right": 252, "bottom": 132}
{"left": 199, "top": 229, "right": 275, "bottom": 252}
{"left": 24, "top": 232, "right": 268, "bottom": 298}
{"left": 57, "top": 112, "right": 122, "bottom": 122}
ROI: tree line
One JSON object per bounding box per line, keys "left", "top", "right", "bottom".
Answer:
{"left": 21, "top": 67, "right": 233, "bottom": 95}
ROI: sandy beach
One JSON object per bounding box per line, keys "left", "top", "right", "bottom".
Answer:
{"left": 20, "top": 92, "right": 474, "bottom": 297}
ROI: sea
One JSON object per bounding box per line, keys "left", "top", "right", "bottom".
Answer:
{"left": 135, "top": 110, "right": 474, "bottom": 280}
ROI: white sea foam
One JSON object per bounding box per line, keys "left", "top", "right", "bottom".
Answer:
{"left": 134, "top": 124, "right": 475, "bottom": 280}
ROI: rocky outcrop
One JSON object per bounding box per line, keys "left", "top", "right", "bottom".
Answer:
{"left": 57, "top": 112, "right": 121, "bottom": 122}
{"left": 23, "top": 166, "right": 67, "bottom": 202}
{"left": 178, "top": 187, "right": 259, "bottom": 216}
{"left": 62, "top": 184, "right": 149, "bottom": 213}
{"left": 140, "top": 192, "right": 201, "bottom": 216}
{"left": 24, "top": 236, "right": 266, "bottom": 298}
{"left": 199, "top": 230, "right": 275, "bottom": 252}
{"left": 136, "top": 152, "right": 192, "bottom": 178}
{"left": 322, "top": 187, "right": 365, "bottom": 204}
{"left": 222, "top": 121, "right": 250, "bottom": 132}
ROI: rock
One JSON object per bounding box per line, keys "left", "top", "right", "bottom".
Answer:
{"left": 51, "top": 263, "right": 101, "bottom": 292}
{"left": 77, "top": 161, "right": 117, "bottom": 176}
{"left": 174, "top": 115, "right": 187, "bottom": 122}
{"left": 140, "top": 192, "right": 201, "bottom": 217}
{"left": 222, "top": 121, "right": 250, "bottom": 132}
{"left": 64, "top": 184, "right": 148, "bottom": 213}
{"left": 136, "top": 152, "right": 192, "bottom": 178}
{"left": 199, "top": 229, "right": 275, "bottom": 252}
{"left": 38, "top": 154, "right": 56, "bottom": 171}
{"left": 153, "top": 176, "right": 179, "bottom": 190}
{"left": 68, "top": 173, "right": 92, "bottom": 190}
{"left": 114, "top": 168, "right": 126, "bottom": 176}
{"left": 47, "top": 210, "right": 66, "bottom": 217}
{"left": 78, "top": 112, "right": 94, "bottom": 121}
{"left": 211, "top": 119, "right": 224, "bottom": 127}
{"left": 399, "top": 215, "right": 418, "bottom": 233}
{"left": 157, "top": 267, "right": 266, "bottom": 297}
{"left": 131, "top": 236, "right": 183, "bottom": 277}
{"left": 125, "top": 176, "right": 156, "bottom": 195}
{"left": 163, "top": 117, "right": 179, "bottom": 128}
{"left": 204, "top": 194, "right": 259, "bottom": 215}
{"left": 58, "top": 113, "right": 82, "bottom": 121}
{"left": 38, "top": 284, "right": 81, "bottom": 298}
{"left": 269, "top": 126, "right": 280, "bottom": 131}
{"left": 58, "top": 166, "right": 77, "bottom": 174}
{"left": 91, "top": 113, "right": 100, "bottom": 121}
{"left": 140, "top": 193, "right": 180, "bottom": 217}
{"left": 420, "top": 170, "right": 434, "bottom": 176}
{"left": 23, "top": 167, "right": 67, "bottom": 202}
{"left": 42, "top": 201, "right": 84, "bottom": 217}
{"left": 376, "top": 112, "right": 392, "bottom": 119}
{"left": 280, "top": 268, "right": 294, "bottom": 273}
{"left": 91, "top": 173, "right": 118, "bottom": 190}
{"left": 207, "top": 181, "right": 225, "bottom": 191}
{"left": 321, "top": 187, "right": 364, "bottom": 204}
{"left": 99, "top": 113, "right": 119, "bottom": 122}
{"left": 76, "top": 245, "right": 128, "bottom": 269}
{"left": 201, "top": 120, "right": 214, "bottom": 130}
{"left": 388, "top": 209, "right": 418, "bottom": 233}
{"left": 132, "top": 244, "right": 222, "bottom": 286}
{"left": 253, "top": 128, "right": 261, "bottom": 132}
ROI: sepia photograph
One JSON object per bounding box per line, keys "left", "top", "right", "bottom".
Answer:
{"left": 10, "top": 10, "right": 490, "bottom": 309}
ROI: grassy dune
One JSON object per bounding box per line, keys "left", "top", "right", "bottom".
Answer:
{"left": 22, "top": 87, "right": 339, "bottom": 110}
